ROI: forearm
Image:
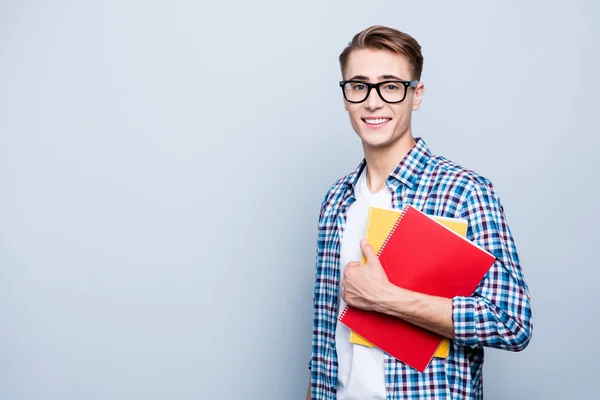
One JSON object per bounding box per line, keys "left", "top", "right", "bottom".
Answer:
{"left": 374, "top": 282, "right": 455, "bottom": 340}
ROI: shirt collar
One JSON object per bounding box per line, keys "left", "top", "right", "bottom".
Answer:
{"left": 345, "top": 137, "right": 432, "bottom": 193}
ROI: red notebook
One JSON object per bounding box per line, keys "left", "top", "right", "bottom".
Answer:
{"left": 338, "top": 205, "right": 496, "bottom": 372}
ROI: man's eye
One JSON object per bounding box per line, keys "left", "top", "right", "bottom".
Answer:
{"left": 352, "top": 84, "right": 366, "bottom": 91}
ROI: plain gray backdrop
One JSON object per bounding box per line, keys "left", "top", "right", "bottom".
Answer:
{"left": 1, "top": 0, "right": 599, "bottom": 399}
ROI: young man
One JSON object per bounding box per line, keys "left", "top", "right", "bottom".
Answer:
{"left": 306, "top": 26, "right": 532, "bottom": 400}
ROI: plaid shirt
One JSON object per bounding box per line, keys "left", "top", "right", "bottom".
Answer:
{"left": 309, "top": 137, "right": 532, "bottom": 400}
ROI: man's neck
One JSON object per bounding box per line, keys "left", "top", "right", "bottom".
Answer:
{"left": 362, "top": 132, "right": 417, "bottom": 193}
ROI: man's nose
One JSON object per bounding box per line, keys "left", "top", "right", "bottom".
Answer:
{"left": 365, "top": 87, "right": 384, "bottom": 110}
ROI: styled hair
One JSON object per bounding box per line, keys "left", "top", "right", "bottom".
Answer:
{"left": 339, "top": 25, "right": 424, "bottom": 80}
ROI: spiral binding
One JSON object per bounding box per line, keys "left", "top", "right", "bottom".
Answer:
{"left": 361, "top": 207, "right": 375, "bottom": 265}
{"left": 378, "top": 206, "right": 408, "bottom": 256}
{"left": 339, "top": 305, "right": 350, "bottom": 322}
{"left": 365, "top": 206, "right": 373, "bottom": 241}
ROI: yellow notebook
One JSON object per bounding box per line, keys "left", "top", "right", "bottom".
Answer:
{"left": 349, "top": 206, "right": 469, "bottom": 359}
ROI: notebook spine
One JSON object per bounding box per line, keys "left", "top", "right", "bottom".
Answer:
{"left": 365, "top": 206, "right": 373, "bottom": 241}
{"left": 378, "top": 206, "right": 408, "bottom": 256}
{"left": 361, "top": 206, "right": 374, "bottom": 265}
{"left": 338, "top": 305, "right": 349, "bottom": 322}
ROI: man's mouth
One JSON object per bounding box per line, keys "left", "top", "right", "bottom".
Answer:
{"left": 362, "top": 117, "right": 392, "bottom": 128}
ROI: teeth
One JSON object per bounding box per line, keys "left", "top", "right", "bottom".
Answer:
{"left": 365, "top": 118, "right": 389, "bottom": 125}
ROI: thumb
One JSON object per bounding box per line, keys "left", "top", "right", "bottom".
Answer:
{"left": 360, "top": 238, "right": 377, "bottom": 262}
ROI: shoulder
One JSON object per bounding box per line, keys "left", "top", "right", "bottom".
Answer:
{"left": 423, "top": 155, "right": 509, "bottom": 231}
{"left": 426, "top": 153, "right": 498, "bottom": 201}
{"left": 318, "top": 174, "right": 351, "bottom": 216}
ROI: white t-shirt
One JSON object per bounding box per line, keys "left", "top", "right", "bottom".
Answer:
{"left": 336, "top": 167, "right": 392, "bottom": 400}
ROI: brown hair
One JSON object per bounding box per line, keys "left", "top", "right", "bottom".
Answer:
{"left": 339, "top": 25, "right": 424, "bottom": 80}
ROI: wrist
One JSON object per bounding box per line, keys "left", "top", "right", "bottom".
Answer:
{"left": 374, "top": 282, "right": 414, "bottom": 315}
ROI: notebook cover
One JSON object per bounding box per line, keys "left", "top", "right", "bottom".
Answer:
{"left": 349, "top": 206, "right": 468, "bottom": 359}
{"left": 339, "top": 205, "right": 496, "bottom": 372}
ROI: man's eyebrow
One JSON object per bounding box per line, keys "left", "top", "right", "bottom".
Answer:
{"left": 379, "top": 74, "right": 404, "bottom": 80}
{"left": 346, "top": 74, "right": 406, "bottom": 81}
{"left": 347, "top": 75, "right": 370, "bottom": 81}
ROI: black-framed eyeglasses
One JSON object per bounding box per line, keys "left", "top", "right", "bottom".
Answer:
{"left": 339, "top": 80, "right": 419, "bottom": 104}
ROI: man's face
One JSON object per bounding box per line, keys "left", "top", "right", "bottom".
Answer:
{"left": 342, "top": 48, "right": 424, "bottom": 149}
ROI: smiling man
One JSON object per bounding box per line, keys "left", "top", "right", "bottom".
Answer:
{"left": 306, "top": 26, "right": 532, "bottom": 400}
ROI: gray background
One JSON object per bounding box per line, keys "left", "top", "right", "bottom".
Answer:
{"left": 1, "top": 0, "right": 598, "bottom": 399}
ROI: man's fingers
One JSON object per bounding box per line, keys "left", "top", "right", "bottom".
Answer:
{"left": 360, "top": 238, "right": 377, "bottom": 261}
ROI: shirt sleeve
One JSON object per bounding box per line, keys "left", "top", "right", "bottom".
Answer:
{"left": 308, "top": 192, "right": 331, "bottom": 371}
{"left": 452, "top": 182, "right": 533, "bottom": 351}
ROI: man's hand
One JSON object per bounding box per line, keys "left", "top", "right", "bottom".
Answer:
{"left": 341, "top": 238, "right": 391, "bottom": 311}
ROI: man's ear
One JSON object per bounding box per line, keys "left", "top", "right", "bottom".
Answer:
{"left": 412, "top": 82, "right": 425, "bottom": 111}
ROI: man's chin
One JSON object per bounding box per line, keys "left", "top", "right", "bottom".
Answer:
{"left": 360, "top": 137, "right": 393, "bottom": 149}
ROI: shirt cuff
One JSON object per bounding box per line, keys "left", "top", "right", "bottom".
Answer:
{"left": 452, "top": 296, "right": 480, "bottom": 348}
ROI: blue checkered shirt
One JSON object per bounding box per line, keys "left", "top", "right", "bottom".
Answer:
{"left": 308, "top": 137, "right": 532, "bottom": 399}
